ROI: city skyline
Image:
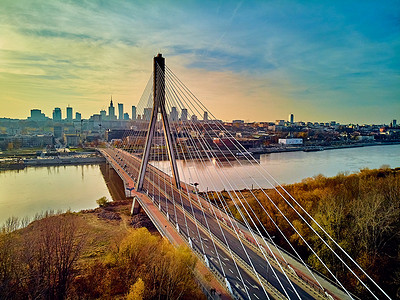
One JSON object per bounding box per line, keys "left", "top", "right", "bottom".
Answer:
{"left": 22, "top": 102, "right": 398, "bottom": 126}
{"left": 0, "top": 1, "right": 399, "bottom": 123}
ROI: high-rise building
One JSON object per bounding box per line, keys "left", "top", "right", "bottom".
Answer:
{"left": 100, "top": 110, "right": 106, "bottom": 120}
{"left": 118, "top": 103, "right": 123, "bottom": 120}
{"left": 66, "top": 106, "right": 73, "bottom": 121}
{"left": 108, "top": 97, "right": 116, "bottom": 120}
{"left": 29, "top": 109, "right": 47, "bottom": 121}
{"left": 393, "top": 119, "right": 397, "bottom": 127}
{"left": 124, "top": 113, "right": 129, "bottom": 120}
{"left": 203, "top": 111, "right": 208, "bottom": 121}
{"left": 53, "top": 126, "right": 63, "bottom": 138}
{"left": 52, "top": 107, "right": 62, "bottom": 121}
{"left": 132, "top": 106, "right": 137, "bottom": 120}
{"left": 143, "top": 108, "right": 152, "bottom": 121}
{"left": 75, "top": 112, "right": 81, "bottom": 121}
{"left": 289, "top": 113, "right": 294, "bottom": 124}
{"left": 170, "top": 107, "right": 178, "bottom": 122}
{"left": 181, "top": 108, "right": 188, "bottom": 121}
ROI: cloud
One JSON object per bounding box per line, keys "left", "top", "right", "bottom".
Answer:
{"left": 0, "top": 0, "right": 399, "bottom": 123}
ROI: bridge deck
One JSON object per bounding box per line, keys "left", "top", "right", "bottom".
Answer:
{"left": 99, "top": 148, "right": 349, "bottom": 300}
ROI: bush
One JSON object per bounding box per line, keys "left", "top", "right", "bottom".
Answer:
{"left": 96, "top": 196, "right": 109, "bottom": 207}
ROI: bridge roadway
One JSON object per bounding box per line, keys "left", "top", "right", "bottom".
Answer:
{"left": 100, "top": 148, "right": 323, "bottom": 300}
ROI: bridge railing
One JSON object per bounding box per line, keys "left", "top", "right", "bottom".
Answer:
{"left": 144, "top": 191, "right": 245, "bottom": 300}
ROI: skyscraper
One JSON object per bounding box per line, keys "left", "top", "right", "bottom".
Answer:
{"left": 143, "top": 108, "right": 152, "bottom": 121}
{"left": 170, "top": 107, "right": 178, "bottom": 122}
{"left": 75, "top": 112, "right": 81, "bottom": 121}
{"left": 181, "top": 108, "right": 188, "bottom": 121}
{"left": 29, "top": 109, "right": 46, "bottom": 121}
{"left": 118, "top": 103, "right": 123, "bottom": 120}
{"left": 53, "top": 107, "right": 62, "bottom": 121}
{"left": 100, "top": 110, "right": 106, "bottom": 120}
{"left": 203, "top": 111, "right": 208, "bottom": 121}
{"left": 289, "top": 113, "right": 294, "bottom": 124}
{"left": 108, "top": 97, "right": 116, "bottom": 120}
{"left": 124, "top": 113, "right": 129, "bottom": 120}
{"left": 66, "top": 106, "right": 73, "bottom": 121}
{"left": 132, "top": 106, "right": 137, "bottom": 120}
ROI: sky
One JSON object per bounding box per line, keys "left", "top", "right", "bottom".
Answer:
{"left": 0, "top": 0, "right": 399, "bottom": 124}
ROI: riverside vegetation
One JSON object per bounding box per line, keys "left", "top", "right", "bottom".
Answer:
{"left": 205, "top": 167, "right": 400, "bottom": 299}
{"left": 0, "top": 201, "right": 204, "bottom": 299}
{"left": 1, "top": 168, "right": 398, "bottom": 299}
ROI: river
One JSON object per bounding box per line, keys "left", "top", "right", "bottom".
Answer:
{"left": 1, "top": 144, "right": 399, "bottom": 225}
{"left": 0, "top": 164, "right": 112, "bottom": 226}
{"left": 153, "top": 144, "right": 400, "bottom": 191}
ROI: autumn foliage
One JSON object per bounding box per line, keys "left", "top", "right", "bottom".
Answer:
{"left": 72, "top": 228, "right": 201, "bottom": 299}
{"left": 0, "top": 213, "right": 84, "bottom": 299}
{"left": 208, "top": 167, "right": 400, "bottom": 299}
{"left": 0, "top": 214, "right": 203, "bottom": 299}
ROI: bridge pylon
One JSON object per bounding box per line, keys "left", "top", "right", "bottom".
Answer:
{"left": 136, "top": 54, "right": 181, "bottom": 191}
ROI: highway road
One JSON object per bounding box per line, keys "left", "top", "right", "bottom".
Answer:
{"left": 102, "top": 148, "right": 320, "bottom": 300}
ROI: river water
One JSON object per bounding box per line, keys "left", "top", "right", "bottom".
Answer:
{"left": 0, "top": 165, "right": 112, "bottom": 226}
{"left": 154, "top": 144, "right": 400, "bottom": 191}
{"left": 0, "top": 144, "right": 399, "bottom": 225}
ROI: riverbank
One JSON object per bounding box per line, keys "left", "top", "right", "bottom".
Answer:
{"left": 0, "top": 154, "right": 105, "bottom": 170}
{"left": 251, "top": 140, "right": 400, "bottom": 154}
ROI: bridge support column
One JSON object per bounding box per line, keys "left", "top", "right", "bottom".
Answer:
{"left": 131, "top": 196, "right": 141, "bottom": 215}
{"left": 136, "top": 53, "right": 181, "bottom": 191}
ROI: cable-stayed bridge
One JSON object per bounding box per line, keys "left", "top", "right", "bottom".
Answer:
{"left": 98, "top": 54, "right": 389, "bottom": 300}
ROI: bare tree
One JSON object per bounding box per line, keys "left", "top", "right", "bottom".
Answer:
{"left": 22, "top": 213, "right": 85, "bottom": 299}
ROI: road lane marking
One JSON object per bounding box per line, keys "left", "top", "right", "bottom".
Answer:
{"left": 246, "top": 279, "right": 259, "bottom": 290}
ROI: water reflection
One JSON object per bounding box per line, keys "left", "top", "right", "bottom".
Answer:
{"left": 152, "top": 144, "right": 400, "bottom": 191}
{"left": 0, "top": 164, "right": 112, "bottom": 225}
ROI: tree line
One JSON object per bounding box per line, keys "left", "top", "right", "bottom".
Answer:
{"left": 206, "top": 167, "right": 400, "bottom": 299}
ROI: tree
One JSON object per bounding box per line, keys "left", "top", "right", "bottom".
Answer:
{"left": 96, "top": 196, "right": 109, "bottom": 207}
{"left": 22, "top": 214, "right": 85, "bottom": 299}
{"left": 0, "top": 231, "right": 23, "bottom": 299}
{"left": 126, "top": 278, "right": 145, "bottom": 300}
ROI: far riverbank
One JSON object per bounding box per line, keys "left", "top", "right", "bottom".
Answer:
{"left": 0, "top": 152, "right": 105, "bottom": 170}
{"left": 251, "top": 140, "right": 400, "bottom": 154}
{"left": 1, "top": 141, "right": 399, "bottom": 170}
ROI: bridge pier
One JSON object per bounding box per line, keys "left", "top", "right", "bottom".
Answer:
{"left": 131, "top": 196, "right": 142, "bottom": 215}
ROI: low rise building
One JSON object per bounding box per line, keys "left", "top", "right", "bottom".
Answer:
{"left": 278, "top": 138, "right": 303, "bottom": 145}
